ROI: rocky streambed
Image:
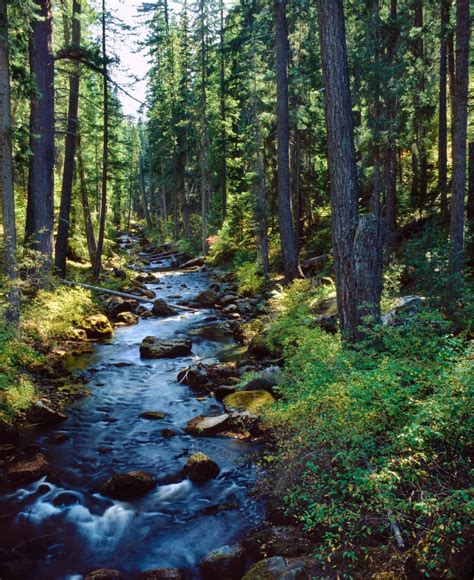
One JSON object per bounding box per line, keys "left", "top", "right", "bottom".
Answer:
{"left": 0, "top": 237, "right": 279, "bottom": 579}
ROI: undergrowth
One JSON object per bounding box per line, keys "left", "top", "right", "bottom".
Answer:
{"left": 263, "top": 279, "right": 473, "bottom": 577}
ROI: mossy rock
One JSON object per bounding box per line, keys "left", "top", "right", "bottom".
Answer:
{"left": 80, "top": 314, "right": 113, "bottom": 340}
{"left": 223, "top": 390, "right": 274, "bottom": 415}
{"left": 183, "top": 452, "right": 220, "bottom": 481}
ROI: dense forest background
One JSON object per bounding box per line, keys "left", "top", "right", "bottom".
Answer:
{"left": 0, "top": 0, "right": 473, "bottom": 577}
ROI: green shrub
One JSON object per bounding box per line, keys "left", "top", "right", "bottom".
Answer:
{"left": 236, "top": 260, "right": 265, "bottom": 295}
{"left": 263, "top": 283, "right": 473, "bottom": 576}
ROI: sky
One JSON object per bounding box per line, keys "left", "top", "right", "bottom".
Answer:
{"left": 103, "top": 0, "right": 151, "bottom": 118}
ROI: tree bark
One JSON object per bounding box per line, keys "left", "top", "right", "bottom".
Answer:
{"left": 199, "top": 0, "right": 210, "bottom": 255}
{"left": 55, "top": 0, "right": 81, "bottom": 276}
{"left": 449, "top": 0, "right": 470, "bottom": 274}
{"left": 384, "top": 0, "right": 399, "bottom": 239}
{"left": 25, "top": 0, "right": 54, "bottom": 264}
{"left": 0, "top": 0, "right": 19, "bottom": 322}
{"left": 317, "top": 0, "right": 359, "bottom": 340}
{"left": 438, "top": 0, "right": 449, "bottom": 214}
{"left": 467, "top": 142, "right": 474, "bottom": 222}
{"left": 219, "top": 0, "right": 227, "bottom": 223}
{"left": 274, "top": 0, "right": 300, "bottom": 282}
{"left": 77, "top": 131, "right": 96, "bottom": 264}
{"left": 93, "top": 0, "right": 108, "bottom": 279}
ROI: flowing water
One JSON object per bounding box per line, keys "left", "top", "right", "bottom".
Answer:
{"left": 0, "top": 243, "right": 263, "bottom": 579}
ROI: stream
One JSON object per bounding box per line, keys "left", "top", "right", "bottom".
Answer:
{"left": 0, "top": 240, "right": 263, "bottom": 579}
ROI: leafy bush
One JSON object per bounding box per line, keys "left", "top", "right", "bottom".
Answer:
{"left": 236, "top": 260, "right": 265, "bottom": 295}
{"left": 22, "top": 285, "right": 97, "bottom": 343}
{"left": 263, "top": 283, "right": 473, "bottom": 576}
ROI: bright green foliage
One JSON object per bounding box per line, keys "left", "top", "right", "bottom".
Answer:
{"left": 264, "top": 282, "right": 473, "bottom": 576}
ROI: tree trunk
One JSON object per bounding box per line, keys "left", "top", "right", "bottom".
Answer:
{"left": 467, "top": 142, "right": 474, "bottom": 222}
{"left": 219, "top": 0, "right": 227, "bottom": 223}
{"left": 438, "top": 0, "right": 449, "bottom": 214}
{"left": 274, "top": 0, "right": 300, "bottom": 282}
{"left": 317, "top": 0, "right": 359, "bottom": 340}
{"left": 384, "top": 0, "right": 399, "bottom": 240}
{"left": 0, "top": 0, "right": 19, "bottom": 322}
{"left": 93, "top": 0, "right": 108, "bottom": 279}
{"left": 449, "top": 0, "right": 470, "bottom": 274}
{"left": 25, "top": 0, "right": 54, "bottom": 264}
{"left": 199, "top": 0, "right": 210, "bottom": 255}
{"left": 77, "top": 131, "right": 96, "bottom": 264}
{"left": 55, "top": 0, "right": 81, "bottom": 276}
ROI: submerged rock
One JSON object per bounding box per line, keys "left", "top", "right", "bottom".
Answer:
{"left": 183, "top": 452, "right": 220, "bottom": 481}
{"left": 140, "top": 337, "right": 192, "bottom": 359}
{"left": 27, "top": 401, "right": 67, "bottom": 425}
{"left": 185, "top": 414, "right": 231, "bottom": 436}
{"left": 152, "top": 299, "right": 178, "bottom": 317}
{"left": 199, "top": 544, "right": 245, "bottom": 580}
{"left": 139, "top": 411, "right": 167, "bottom": 420}
{"left": 7, "top": 453, "right": 49, "bottom": 483}
{"left": 85, "top": 570, "right": 122, "bottom": 580}
{"left": 81, "top": 314, "right": 114, "bottom": 340}
{"left": 138, "top": 569, "right": 185, "bottom": 580}
{"left": 99, "top": 470, "right": 156, "bottom": 499}
{"left": 223, "top": 390, "right": 274, "bottom": 415}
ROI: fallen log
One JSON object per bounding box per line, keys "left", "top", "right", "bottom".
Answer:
{"left": 301, "top": 254, "right": 330, "bottom": 272}
{"left": 60, "top": 280, "right": 199, "bottom": 312}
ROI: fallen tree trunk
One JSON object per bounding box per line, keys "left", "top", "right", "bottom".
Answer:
{"left": 61, "top": 280, "right": 199, "bottom": 312}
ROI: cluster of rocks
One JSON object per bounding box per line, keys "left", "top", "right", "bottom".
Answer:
{"left": 83, "top": 524, "right": 320, "bottom": 579}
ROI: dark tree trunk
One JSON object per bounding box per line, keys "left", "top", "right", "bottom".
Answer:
{"left": 317, "top": 0, "right": 359, "bottom": 340}
{"left": 77, "top": 131, "right": 96, "bottom": 264}
{"left": 93, "top": 0, "right": 108, "bottom": 279}
{"left": 219, "top": 0, "right": 227, "bottom": 223}
{"left": 449, "top": 0, "right": 470, "bottom": 274}
{"left": 467, "top": 142, "right": 474, "bottom": 222}
{"left": 438, "top": 0, "right": 449, "bottom": 214}
{"left": 199, "top": 0, "right": 210, "bottom": 255}
{"left": 25, "top": 0, "right": 54, "bottom": 264}
{"left": 274, "top": 0, "right": 300, "bottom": 282}
{"left": 0, "top": 0, "right": 19, "bottom": 322}
{"left": 55, "top": 0, "right": 81, "bottom": 276}
{"left": 384, "top": 0, "right": 399, "bottom": 239}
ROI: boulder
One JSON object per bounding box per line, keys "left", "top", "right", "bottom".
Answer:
{"left": 183, "top": 452, "right": 220, "bottom": 481}
{"left": 177, "top": 365, "right": 208, "bottom": 388}
{"left": 115, "top": 312, "right": 139, "bottom": 326}
{"left": 213, "top": 385, "right": 237, "bottom": 401}
{"left": 247, "top": 335, "right": 272, "bottom": 360}
{"left": 194, "top": 289, "right": 219, "bottom": 308}
{"left": 139, "top": 411, "right": 167, "bottom": 420}
{"left": 140, "top": 337, "right": 193, "bottom": 359}
{"left": 219, "top": 294, "right": 238, "bottom": 307}
{"left": 241, "top": 376, "right": 278, "bottom": 395}
{"left": 99, "top": 471, "right": 156, "bottom": 500}
{"left": 85, "top": 570, "right": 122, "bottom": 580}
{"left": 185, "top": 414, "right": 231, "bottom": 436}
{"left": 70, "top": 328, "right": 87, "bottom": 341}
{"left": 180, "top": 256, "right": 205, "bottom": 269}
{"left": 81, "top": 314, "right": 114, "bottom": 340}
{"left": 103, "top": 296, "right": 139, "bottom": 318}
{"left": 138, "top": 569, "right": 185, "bottom": 580}
{"left": 7, "top": 453, "right": 49, "bottom": 483}
{"left": 382, "top": 295, "right": 426, "bottom": 326}
{"left": 189, "top": 323, "right": 231, "bottom": 341}
{"left": 27, "top": 401, "right": 67, "bottom": 425}
{"left": 152, "top": 299, "right": 178, "bottom": 317}
{"left": 223, "top": 390, "right": 274, "bottom": 415}
{"left": 0, "top": 419, "right": 19, "bottom": 444}
{"left": 199, "top": 544, "right": 245, "bottom": 580}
